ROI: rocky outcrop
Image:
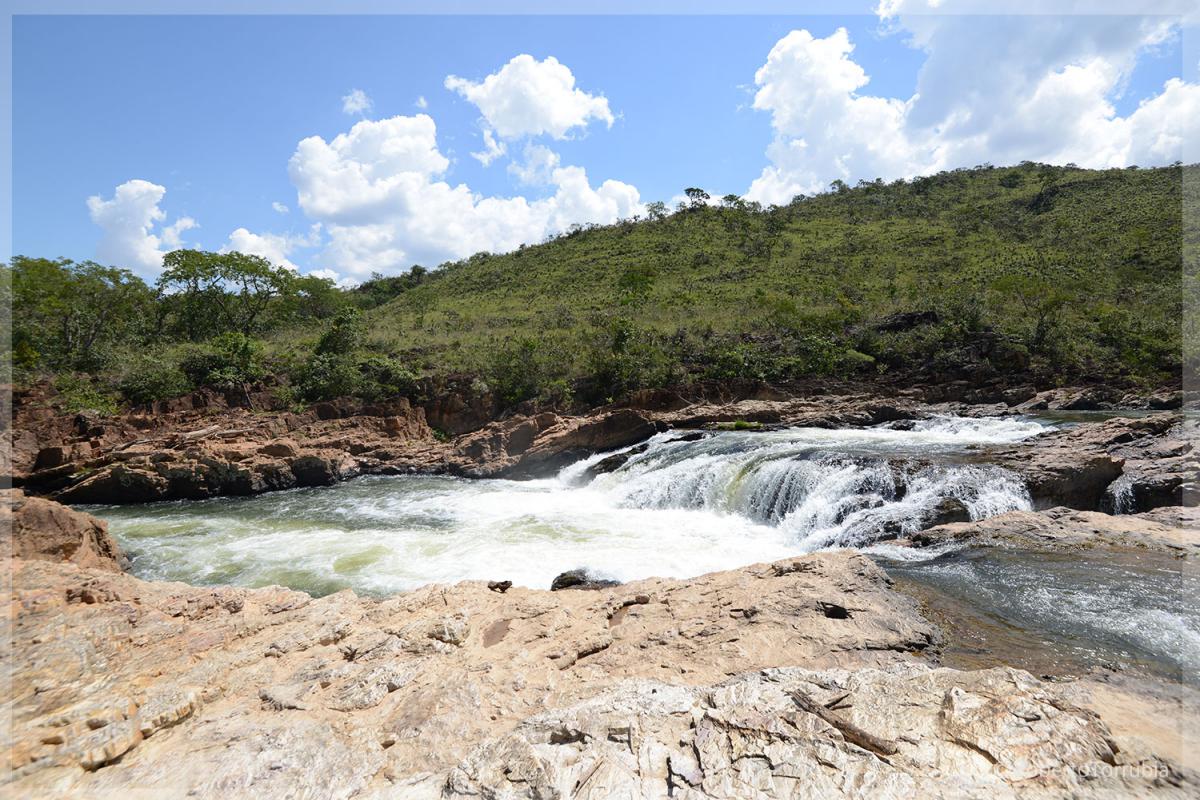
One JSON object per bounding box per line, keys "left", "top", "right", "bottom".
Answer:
{"left": 19, "top": 398, "right": 436, "bottom": 505}
{"left": 2, "top": 489, "right": 125, "bottom": 571}
{"left": 993, "top": 414, "right": 1192, "bottom": 512}
{"left": 450, "top": 409, "right": 660, "bottom": 478}
{"left": 7, "top": 543, "right": 1192, "bottom": 798}
{"left": 447, "top": 666, "right": 1171, "bottom": 800}
{"left": 908, "top": 506, "right": 1200, "bottom": 556}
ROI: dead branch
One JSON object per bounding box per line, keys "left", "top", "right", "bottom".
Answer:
{"left": 789, "top": 689, "right": 898, "bottom": 757}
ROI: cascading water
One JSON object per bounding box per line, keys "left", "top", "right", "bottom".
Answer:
{"left": 91, "top": 414, "right": 1043, "bottom": 594}
{"left": 575, "top": 417, "right": 1035, "bottom": 551}
{"left": 83, "top": 411, "right": 1199, "bottom": 680}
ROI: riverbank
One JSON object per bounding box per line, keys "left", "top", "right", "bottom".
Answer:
{"left": 4, "top": 491, "right": 1197, "bottom": 798}
{"left": 6, "top": 379, "right": 1187, "bottom": 510}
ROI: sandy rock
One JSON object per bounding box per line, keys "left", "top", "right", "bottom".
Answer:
{"left": 446, "top": 665, "right": 1186, "bottom": 800}
{"left": 2, "top": 489, "right": 125, "bottom": 571}
{"left": 6, "top": 547, "right": 939, "bottom": 796}
{"left": 909, "top": 506, "right": 1200, "bottom": 556}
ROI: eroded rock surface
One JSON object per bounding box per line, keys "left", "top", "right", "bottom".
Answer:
{"left": 447, "top": 666, "right": 1187, "bottom": 800}
{"left": 6, "top": 548, "right": 938, "bottom": 797}
{"left": 2, "top": 489, "right": 125, "bottom": 571}
{"left": 909, "top": 506, "right": 1200, "bottom": 556}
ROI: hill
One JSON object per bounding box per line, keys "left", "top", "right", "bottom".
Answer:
{"left": 7, "top": 162, "right": 1188, "bottom": 414}
{"left": 345, "top": 161, "right": 1184, "bottom": 405}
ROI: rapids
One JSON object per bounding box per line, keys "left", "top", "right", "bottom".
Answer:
{"left": 87, "top": 412, "right": 1200, "bottom": 678}
{"left": 91, "top": 415, "right": 1042, "bottom": 594}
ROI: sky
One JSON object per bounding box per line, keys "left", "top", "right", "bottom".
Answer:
{"left": 10, "top": 3, "right": 1199, "bottom": 285}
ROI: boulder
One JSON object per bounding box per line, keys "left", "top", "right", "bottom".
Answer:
{"left": 924, "top": 496, "right": 971, "bottom": 527}
{"left": 3, "top": 489, "right": 125, "bottom": 571}
{"left": 550, "top": 569, "right": 620, "bottom": 591}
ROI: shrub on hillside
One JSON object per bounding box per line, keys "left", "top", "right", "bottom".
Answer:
{"left": 179, "top": 332, "right": 267, "bottom": 389}
{"left": 118, "top": 357, "right": 192, "bottom": 406}
{"left": 292, "top": 352, "right": 418, "bottom": 402}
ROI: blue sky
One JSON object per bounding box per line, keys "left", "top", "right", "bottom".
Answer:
{"left": 10, "top": 9, "right": 1196, "bottom": 282}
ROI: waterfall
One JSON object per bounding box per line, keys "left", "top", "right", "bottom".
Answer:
{"left": 576, "top": 417, "right": 1036, "bottom": 552}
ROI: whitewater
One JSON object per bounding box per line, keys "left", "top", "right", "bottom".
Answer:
{"left": 92, "top": 415, "right": 1044, "bottom": 594}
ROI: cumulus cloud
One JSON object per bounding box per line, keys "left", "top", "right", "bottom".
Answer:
{"left": 746, "top": 8, "right": 1199, "bottom": 204}
{"left": 472, "top": 129, "right": 507, "bottom": 166}
{"left": 86, "top": 179, "right": 196, "bottom": 275}
{"left": 222, "top": 224, "right": 321, "bottom": 272}
{"left": 288, "top": 114, "right": 641, "bottom": 278}
{"left": 508, "top": 143, "right": 561, "bottom": 185}
{"left": 446, "top": 54, "right": 613, "bottom": 150}
{"left": 272, "top": 201, "right": 289, "bottom": 214}
{"left": 415, "top": 95, "right": 428, "bottom": 110}
{"left": 342, "top": 88, "right": 373, "bottom": 116}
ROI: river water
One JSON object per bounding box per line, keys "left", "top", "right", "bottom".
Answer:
{"left": 85, "top": 413, "right": 1199, "bottom": 679}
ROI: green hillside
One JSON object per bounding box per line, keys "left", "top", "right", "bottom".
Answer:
{"left": 7, "top": 162, "right": 1187, "bottom": 414}
{"left": 347, "top": 162, "right": 1183, "bottom": 404}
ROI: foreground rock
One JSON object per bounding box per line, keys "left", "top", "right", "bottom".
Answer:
{"left": 5, "top": 542, "right": 1194, "bottom": 796}
{"left": 1, "top": 489, "right": 125, "bottom": 571}
{"left": 7, "top": 547, "right": 941, "bottom": 797}
{"left": 448, "top": 665, "right": 1184, "bottom": 800}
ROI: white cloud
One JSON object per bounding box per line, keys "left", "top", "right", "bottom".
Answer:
{"left": 445, "top": 54, "right": 613, "bottom": 143}
{"left": 342, "top": 88, "right": 373, "bottom": 116}
{"left": 161, "top": 216, "right": 198, "bottom": 249}
{"left": 86, "top": 179, "right": 196, "bottom": 276}
{"left": 472, "top": 128, "right": 507, "bottom": 166}
{"left": 222, "top": 224, "right": 321, "bottom": 272}
{"left": 288, "top": 114, "right": 641, "bottom": 278}
{"left": 272, "top": 201, "right": 290, "bottom": 214}
{"left": 508, "top": 143, "right": 561, "bottom": 185}
{"left": 306, "top": 267, "right": 359, "bottom": 288}
{"left": 746, "top": 11, "right": 1199, "bottom": 204}
{"left": 415, "top": 95, "right": 428, "bottom": 110}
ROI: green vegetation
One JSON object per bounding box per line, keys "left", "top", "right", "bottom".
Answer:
{"left": 6, "top": 163, "right": 1188, "bottom": 412}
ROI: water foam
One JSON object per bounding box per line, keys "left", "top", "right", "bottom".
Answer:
{"left": 94, "top": 414, "right": 1046, "bottom": 594}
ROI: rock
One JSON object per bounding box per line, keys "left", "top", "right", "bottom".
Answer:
{"left": 1148, "top": 390, "right": 1183, "bottom": 410}
{"left": 996, "top": 414, "right": 1193, "bottom": 513}
{"left": 8, "top": 539, "right": 954, "bottom": 797}
{"left": 506, "top": 409, "right": 660, "bottom": 478}
{"left": 290, "top": 453, "right": 358, "bottom": 487}
{"left": 909, "top": 506, "right": 1200, "bottom": 556}
{"left": 874, "top": 309, "right": 940, "bottom": 332}
{"left": 3, "top": 489, "right": 125, "bottom": 571}
{"left": 925, "top": 496, "right": 970, "bottom": 527}
{"left": 486, "top": 580, "right": 512, "bottom": 593}
{"left": 550, "top": 569, "right": 620, "bottom": 591}
{"left": 54, "top": 464, "right": 170, "bottom": 504}
{"left": 258, "top": 439, "right": 300, "bottom": 458}
{"left": 579, "top": 443, "right": 648, "bottom": 480}
{"left": 445, "top": 664, "right": 1172, "bottom": 800}
{"left": 1002, "top": 384, "right": 1038, "bottom": 406}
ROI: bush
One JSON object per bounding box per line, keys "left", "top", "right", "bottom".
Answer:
{"left": 54, "top": 374, "right": 119, "bottom": 415}
{"left": 118, "top": 357, "right": 192, "bottom": 405}
{"left": 293, "top": 353, "right": 362, "bottom": 401}
{"left": 356, "top": 354, "right": 418, "bottom": 400}
{"left": 315, "top": 308, "right": 366, "bottom": 356}
{"left": 179, "top": 332, "right": 266, "bottom": 389}
{"left": 291, "top": 351, "right": 418, "bottom": 402}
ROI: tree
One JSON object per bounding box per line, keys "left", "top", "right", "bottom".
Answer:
{"left": 157, "top": 249, "right": 296, "bottom": 339}
{"left": 645, "top": 201, "right": 668, "bottom": 221}
{"left": 684, "top": 187, "right": 710, "bottom": 209}
{"left": 8, "top": 256, "right": 155, "bottom": 371}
